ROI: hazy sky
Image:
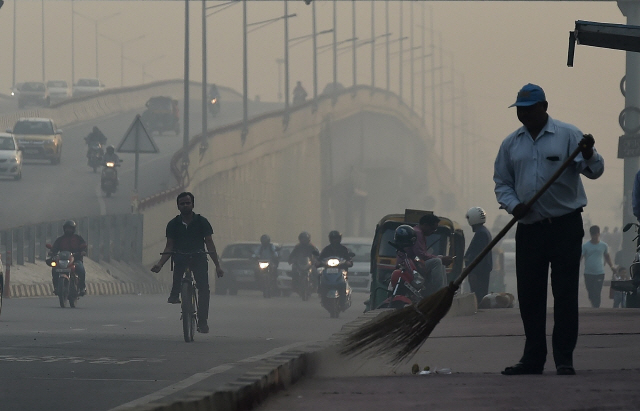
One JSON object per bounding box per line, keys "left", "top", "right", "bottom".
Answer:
{"left": 0, "top": 0, "right": 630, "bottom": 228}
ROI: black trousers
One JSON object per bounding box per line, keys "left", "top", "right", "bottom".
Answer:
{"left": 515, "top": 209, "right": 583, "bottom": 369}
{"left": 172, "top": 257, "right": 210, "bottom": 322}
{"left": 584, "top": 274, "right": 605, "bottom": 308}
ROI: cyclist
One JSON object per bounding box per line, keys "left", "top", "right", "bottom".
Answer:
{"left": 151, "top": 192, "right": 224, "bottom": 334}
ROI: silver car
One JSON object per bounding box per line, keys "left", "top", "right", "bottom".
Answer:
{"left": 0, "top": 133, "right": 22, "bottom": 180}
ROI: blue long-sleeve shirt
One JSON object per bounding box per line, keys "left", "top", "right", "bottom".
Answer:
{"left": 494, "top": 116, "right": 604, "bottom": 224}
{"left": 633, "top": 169, "right": 640, "bottom": 221}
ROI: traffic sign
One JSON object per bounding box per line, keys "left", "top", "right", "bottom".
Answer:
{"left": 116, "top": 115, "right": 158, "bottom": 154}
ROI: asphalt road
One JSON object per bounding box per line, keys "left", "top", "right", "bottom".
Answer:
{"left": 0, "top": 290, "right": 367, "bottom": 410}
{"left": 0, "top": 97, "right": 282, "bottom": 230}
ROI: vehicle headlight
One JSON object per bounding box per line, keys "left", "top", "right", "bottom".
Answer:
{"left": 44, "top": 139, "right": 56, "bottom": 146}
{"left": 211, "top": 98, "right": 217, "bottom": 104}
{"left": 51, "top": 261, "right": 57, "bottom": 267}
{"left": 327, "top": 259, "right": 340, "bottom": 267}
{"left": 259, "top": 262, "right": 270, "bottom": 269}
{"left": 105, "top": 162, "right": 115, "bottom": 167}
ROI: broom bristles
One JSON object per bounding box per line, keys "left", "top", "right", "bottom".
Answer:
{"left": 341, "top": 283, "right": 457, "bottom": 364}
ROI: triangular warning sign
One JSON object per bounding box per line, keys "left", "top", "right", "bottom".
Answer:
{"left": 116, "top": 115, "right": 159, "bottom": 154}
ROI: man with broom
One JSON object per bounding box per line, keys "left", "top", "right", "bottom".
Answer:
{"left": 494, "top": 83, "right": 604, "bottom": 375}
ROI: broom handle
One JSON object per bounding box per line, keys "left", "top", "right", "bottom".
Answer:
{"left": 452, "top": 143, "right": 586, "bottom": 288}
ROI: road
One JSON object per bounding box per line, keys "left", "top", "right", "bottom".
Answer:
{"left": 0, "top": 96, "right": 282, "bottom": 230}
{"left": 0, "top": 290, "right": 367, "bottom": 410}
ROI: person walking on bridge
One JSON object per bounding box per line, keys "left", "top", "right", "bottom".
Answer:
{"left": 494, "top": 83, "right": 604, "bottom": 376}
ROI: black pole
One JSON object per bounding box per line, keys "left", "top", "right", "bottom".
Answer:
{"left": 312, "top": 0, "right": 318, "bottom": 100}
{"left": 410, "top": 1, "right": 414, "bottom": 110}
{"left": 399, "top": 1, "right": 403, "bottom": 101}
{"left": 242, "top": 0, "right": 248, "bottom": 143}
{"left": 421, "top": 3, "right": 426, "bottom": 127}
{"left": 12, "top": 1, "right": 16, "bottom": 89}
{"left": 371, "top": 0, "right": 375, "bottom": 88}
{"left": 202, "top": 0, "right": 208, "bottom": 150}
{"left": 333, "top": 0, "right": 337, "bottom": 89}
{"left": 183, "top": 0, "right": 190, "bottom": 172}
{"left": 284, "top": 0, "right": 290, "bottom": 123}
{"left": 385, "top": 0, "right": 389, "bottom": 92}
{"left": 352, "top": 0, "right": 356, "bottom": 88}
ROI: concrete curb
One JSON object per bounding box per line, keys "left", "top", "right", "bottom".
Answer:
{"left": 9, "top": 281, "right": 170, "bottom": 298}
{"left": 127, "top": 293, "right": 477, "bottom": 411}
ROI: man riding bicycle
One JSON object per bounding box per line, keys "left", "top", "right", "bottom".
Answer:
{"left": 151, "top": 192, "right": 224, "bottom": 334}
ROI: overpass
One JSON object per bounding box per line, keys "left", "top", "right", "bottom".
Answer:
{"left": 139, "top": 85, "right": 463, "bottom": 266}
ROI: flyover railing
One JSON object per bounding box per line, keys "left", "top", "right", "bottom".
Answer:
{"left": 0, "top": 214, "right": 143, "bottom": 267}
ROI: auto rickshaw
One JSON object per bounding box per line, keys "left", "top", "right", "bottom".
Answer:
{"left": 141, "top": 96, "right": 180, "bottom": 135}
{"left": 365, "top": 209, "right": 465, "bottom": 312}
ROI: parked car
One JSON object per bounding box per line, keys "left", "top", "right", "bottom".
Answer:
{"left": 46, "top": 80, "right": 71, "bottom": 102}
{"left": 9, "top": 118, "right": 63, "bottom": 164}
{"left": 18, "top": 82, "right": 49, "bottom": 108}
{"left": 216, "top": 241, "right": 262, "bottom": 295}
{"left": 0, "top": 132, "right": 22, "bottom": 180}
{"left": 72, "top": 78, "right": 105, "bottom": 97}
{"left": 276, "top": 244, "right": 297, "bottom": 296}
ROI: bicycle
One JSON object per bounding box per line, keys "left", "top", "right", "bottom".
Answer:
{"left": 161, "top": 250, "right": 209, "bottom": 342}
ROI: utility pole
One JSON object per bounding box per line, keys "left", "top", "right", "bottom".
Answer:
{"left": 333, "top": 0, "right": 337, "bottom": 89}
{"left": 42, "top": 0, "right": 45, "bottom": 82}
{"left": 385, "top": 0, "right": 389, "bottom": 92}
{"left": 202, "top": 0, "right": 208, "bottom": 152}
{"left": 12, "top": 1, "right": 16, "bottom": 88}
{"left": 410, "top": 1, "right": 414, "bottom": 110}
{"left": 352, "top": 0, "right": 356, "bottom": 88}
{"left": 71, "top": 0, "right": 75, "bottom": 85}
{"left": 312, "top": 0, "right": 318, "bottom": 99}
{"left": 399, "top": 1, "right": 403, "bottom": 101}
{"left": 371, "top": 0, "right": 375, "bottom": 88}
{"left": 431, "top": 9, "right": 436, "bottom": 152}
{"left": 421, "top": 3, "right": 426, "bottom": 127}
{"left": 183, "top": 0, "right": 190, "bottom": 171}
{"left": 284, "top": 0, "right": 290, "bottom": 123}
{"left": 242, "top": 0, "right": 248, "bottom": 143}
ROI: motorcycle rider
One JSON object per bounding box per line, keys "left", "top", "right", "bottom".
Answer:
{"left": 292, "top": 81, "right": 308, "bottom": 105}
{"left": 253, "top": 234, "right": 280, "bottom": 268}
{"left": 384, "top": 225, "right": 427, "bottom": 307}
{"left": 208, "top": 83, "right": 220, "bottom": 102}
{"left": 84, "top": 126, "right": 107, "bottom": 146}
{"left": 50, "top": 220, "right": 87, "bottom": 296}
{"left": 288, "top": 231, "right": 320, "bottom": 288}
{"left": 103, "top": 145, "right": 120, "bottom": 165}
{"left": 318, "top": 230, "right": 353, "bottom": 306}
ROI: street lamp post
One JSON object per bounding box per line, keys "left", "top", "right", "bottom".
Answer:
{"left": 399, "top": 1, "right": 404, "bottom": 101}
{"left": 284, "top": 0, "right": 290, "bottom": 123}
{"left": 71, "top": 0, "right": 75, "bottom": 85}
{"left": 371, "top": 0, "right": 375, "bottom": 88}
{"left": 100, "top": 33, "right": 146, "bottom": 87}
{"left": 312, "top": 0, "right": 318, "bottom": 99}
{"left": 386, "top": 0, "right": 389, "bottom": 92}
{"left": 42, "top": 0, "right": 45, "bottom": 82}
{"left": 352, "top": 0, "right": 356, "bottom": 88}
{"left": 73, "top": 10, "right": 120, "bottom": 79}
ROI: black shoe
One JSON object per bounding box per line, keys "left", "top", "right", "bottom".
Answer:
{"left": 53, "top": 288, "right": 58, "bottom": 296}
{"left": 556, "top": 366, "right": 576, "bottom": 375}
{"left": 501, "top": 363, "right": 544, "bottom": 375}
{"left": 78, "top": 286, "right": 86, "bottom": 296}
{"left": 167, "top": 295, "right": 181, "bottom": 304}
{"left": 197, "top": 321, "right": 209, "bottom": 333}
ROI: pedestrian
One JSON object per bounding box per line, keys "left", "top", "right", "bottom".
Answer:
{"left": 463, "top": 207, "right": 493, "bottom": 305}
{"left": 151, "top": 192, "right": 225, "bottom": 334}
{"left": 581, "top": 225, "right": 615, "bottom": 308}
{"left": 493, "top": 83, "right": 605, "bottom": 376}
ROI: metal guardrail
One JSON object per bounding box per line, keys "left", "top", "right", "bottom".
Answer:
{"left": 0, "top": 214, "right": 143, "bottom": 266}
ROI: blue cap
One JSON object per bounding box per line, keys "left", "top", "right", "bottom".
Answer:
{"left": 509, "top": 83, "right": 546, "bottom": 108}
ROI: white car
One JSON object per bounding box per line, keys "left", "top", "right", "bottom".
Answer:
{"left": 0, "top": 132, "right": 22, "bottom": 180}
{"left": 47, "top": 80, "right": 71, "bottom": 102}
{"left": 342, "top": 237, "right": 373, "bottom": 292}
{"left": 72, "top": 78, "right": 105, "bottom": 97}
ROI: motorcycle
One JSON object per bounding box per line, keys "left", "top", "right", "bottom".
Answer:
{"left": 256, "top": 259, "right": 278, "bottom": 298}
{"left": 377, "top": 251, "right": 427, "bottom": 310}
{"left": 208, "top": 96, "right": 220, "bottom": 117}
{"left": 87, "top": 142, "right": 104, "bottom": 173}
{"left": 318, "top": 255, "right": 353, "bottom": 318}
{"left": 101, "top": 159, "right": 122, "bottom": 197}
{"left": 45, "top": 244, "right": 82, "bottom": 308}
{"left": 292, "top": 255, "right": 315, "bottom": 301}
{"left": 611, "top": 222, "right": 640, "bottom": 308}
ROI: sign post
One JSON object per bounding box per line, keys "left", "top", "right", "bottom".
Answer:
{"left": 116, "top": 115, "right": 159, "bottom": 196}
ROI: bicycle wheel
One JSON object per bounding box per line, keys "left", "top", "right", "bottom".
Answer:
{"left": 181, "top": 281, "right": 195, "bottom": 342}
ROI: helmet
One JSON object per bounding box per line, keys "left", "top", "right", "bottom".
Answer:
{"left": 298, "top": 231, "right": 311, "bottom": 243}
{"left": 328, "top": 230, "right": 342, "bottom": 243}
{"left": 106, "top": 145, "right": 115, "bottom": 154}
{"left": 394, "top": 225, "right": 417, "bottom": 248}
{"left": 466, "top": 207, "right": 487, "bottom": 226}
{"left": 260, "top": 234, "right": 271, "bottom": 245}
{"left": 63, "top": 220, "right": 77, "bottom": 233}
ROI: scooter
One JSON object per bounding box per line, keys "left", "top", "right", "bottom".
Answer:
{"left": 208, "top": 97, "right": 220, "bottom": 117}
{"left": 611, "top": 222, "right": 640, "bottom": 308}
{"left": 257, "top": 259, "right": 278, "bottom": 298}
{"left": 377, "top": 251, "right": 427, "bottom": 309}
{"left": 101, "top": 159, "right": 122, "bottom": 197}
{"left": 318, "top": 256, "right": 353, "bottom": 318}
{"left": 87, "top": 143, "right": 104, "bottom": 173}
{"left": 46, "top": 244, "right": 82, "bottom": 308}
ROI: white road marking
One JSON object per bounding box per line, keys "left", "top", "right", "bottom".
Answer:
{"left": 108, "top": 341, "right": 307, "bottom": 411}
{"left": 31, "top": 377, "right": 162, "bottom": 382}
{"left": 102, "top": 324, "right": 118, "bottom": 327}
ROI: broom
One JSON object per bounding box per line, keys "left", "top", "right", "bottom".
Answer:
{"left": 341, "top": 138, "right": 591, "bottom": 363}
